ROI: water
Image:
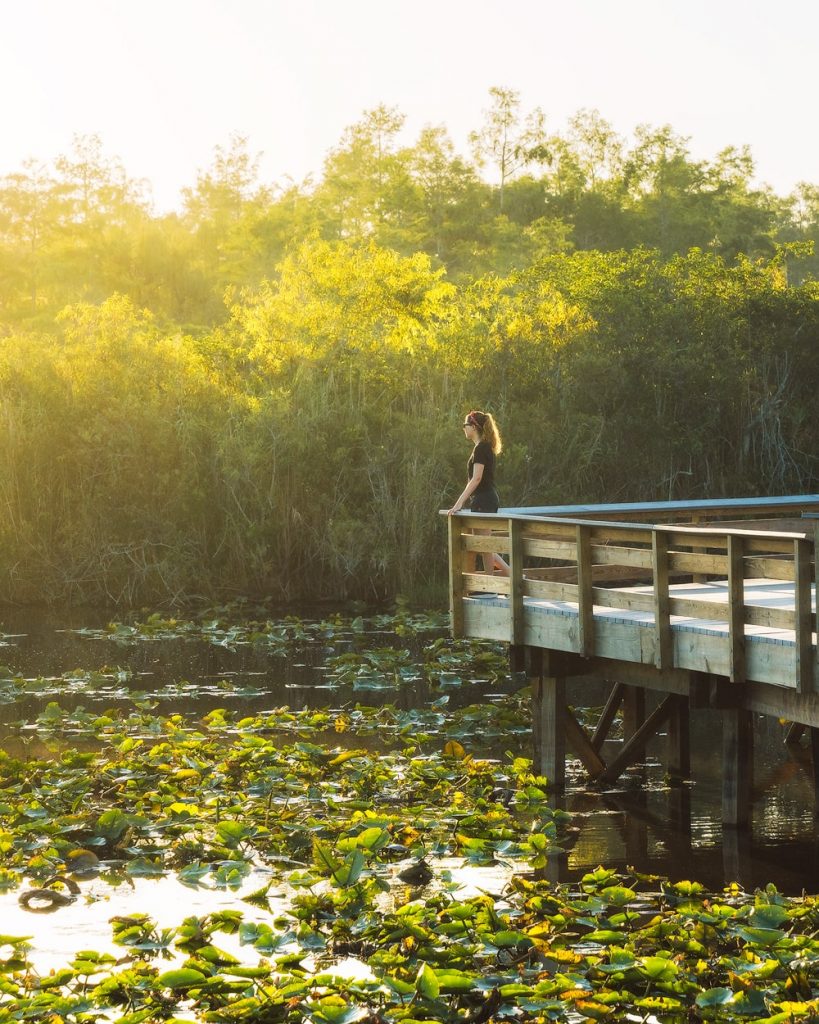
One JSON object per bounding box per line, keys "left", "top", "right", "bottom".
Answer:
{"left": 1, "top": 604, "right": 818, "bottom": 906}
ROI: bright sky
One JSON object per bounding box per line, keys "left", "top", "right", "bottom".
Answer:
{"left": 2, "top": 0, "right": 816, "bottom": 212}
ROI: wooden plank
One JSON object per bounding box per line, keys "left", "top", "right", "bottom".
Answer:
{"left": 525, "top": 564, "right": 655, "bottom": 584}
{"left": 668, "top": 551, "right": 728, "bottom": 574}
{"left": 562, "top": 705, "right": 606, "bottom": 778}
{"left": 794, "top": 536, "right": 813, "bottom": 694}
{"left": 463, "top": 535, "right": 512, "bottom": 554}
{"left": 591, "top": 683, "right": 625, "bottom": 751}
{"left": 448, "top": 515, "right": 465, "bottom": 638}
{"left": 723, "top": 708, "right": 753, "bottom": 827}
{"left": 744, "top": 556, "right": 795, "bottom": 581}
{"left": 600, "top": 694, "right": 676, "bottom": 783}
{"left": 665, "top": 525, "right": 805, "bottom": 548}
{"left": 522, "top": 538, "right": 577, "bottom": 559}
{"left": 524, "top": 578, "right": 579, "bottom": 602}
{"left": 508, "top": 519, "right": 524, "bottom": 646}
{"left": 652, "top": 532, "right": 672, "bottom": 670}
{"left": 727, "top": 534, "right": 746, "bottom": 684}
{"left": 784, "top": 722, "right": 806, "bottom": 745}
{"left": 462, "top": 573, "right": 510, "bottom": 594}
{"left": 576, "top": 524, "right": 594, "bottom": 657}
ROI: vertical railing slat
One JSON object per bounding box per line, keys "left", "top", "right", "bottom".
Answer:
{"left": 508, "top": 517, "right": 524, "bottom": 646}
{"left": 652, "top": 530, "right": 671, "bottom": 670}
{"left": 794, "top": 536, "right": 812, "bottom": 694}
{"left": 448, "top": 514, "right": 465, "bottom": 639}
{"left": 576, "top": 523, "right": 594, "bottom": 657}
{"left": 727, "top": 534, "right": 746, "bottom": 684}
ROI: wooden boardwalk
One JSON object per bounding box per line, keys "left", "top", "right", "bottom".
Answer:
{"left": 443, "top": 495, "right": 819, "bottom": 826}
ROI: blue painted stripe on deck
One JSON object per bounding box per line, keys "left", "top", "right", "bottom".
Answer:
{"left": 499, "top": 494, "right": 819, "bottom": 517}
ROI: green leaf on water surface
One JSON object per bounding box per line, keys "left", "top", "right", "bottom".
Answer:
{"left": 242, "top": 881, "right": 274, "bottom": 908}
{"left": 695, "top": 987, "right": 734, "bottom": 1008}
{"left": 634, "top": 994, "right": 684, "bottom": 1012}
{"left": 638, "top": 955, "right": 679, "bottom": 982}
{"left": 731, "top": 925, "right": 787, "bottom": 947}
{"left": 748, "top": 903, "right": 789, "bottom": 929}
{"left": 125, "top": 857, "right": 165, "bottom": 877}
{"left": 177, "top": 862, "right": 211, "bottom": 886}
{"left": 215, "top": 820, "right": 251, "bottom": 846}
{"left": 599, "top": 885, "right": 636, "bottom": 907}
{"left": 580, "top": 867, "right": 619, "bottom": 890}
{"left": 663, "top": 879, "right": 705, "bottom": 898}
{"left": 432, "top": 969, "right": 478, "bottom": 992}
{"left": 304, "top": 996, "right": 368, "bottom": 1024}
{"left": 95, "top": 808, "right": 131, "bottom": 842}
{"left": 330, "top": 849, "right": 366, "bottom": 887}
{"left": 313, "top": 840, "right": 341, "bottom": 876}
{"left": 327, "top": 749, "right": 368, "bottom": 766}
{"left": 583, "top": 930, "right": 626, "bottom": 945}
{"left": 157, "top": 967, "right": 208, "bottom": 989}
{"left": 596, "top": 949, "right": 637, "bottom": 973}
{"left": 415, "top": 962, "right": 440, "bottom": 1000}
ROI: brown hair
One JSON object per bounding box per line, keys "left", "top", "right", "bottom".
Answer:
{"left": 466, "top": 410, "right": 503, "bottom": 455}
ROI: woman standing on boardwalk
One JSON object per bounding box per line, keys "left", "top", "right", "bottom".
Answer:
{"left": 448, "top": 410, "right": 510, "bottom": 578}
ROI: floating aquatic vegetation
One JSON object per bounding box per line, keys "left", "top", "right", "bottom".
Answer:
{"left": 69, "top": 608, "right": 452, "bottom": 650}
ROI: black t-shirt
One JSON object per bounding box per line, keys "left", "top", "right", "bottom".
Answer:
{"left": 467, "top": 440, "right": 495, "bottom": 492}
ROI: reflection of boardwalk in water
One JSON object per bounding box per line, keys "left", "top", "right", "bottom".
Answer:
{"left": 444, "top": 494, "right": 819, "bottom": 827}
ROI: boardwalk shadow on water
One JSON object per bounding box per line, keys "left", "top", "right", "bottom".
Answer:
{"left": 0, "top": 604, "right": 818, "bottom": 897}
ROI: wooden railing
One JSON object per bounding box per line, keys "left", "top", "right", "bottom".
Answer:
{"left": 445, "top": 501, "right": 818, "bottom": 692}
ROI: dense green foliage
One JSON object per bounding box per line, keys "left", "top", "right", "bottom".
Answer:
{"left": 1, "top": 94, "right": 819, "bottom": 603}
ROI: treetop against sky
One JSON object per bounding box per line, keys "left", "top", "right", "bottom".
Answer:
{"left": 2, "top": 0, "right": 817, "bottom": 212}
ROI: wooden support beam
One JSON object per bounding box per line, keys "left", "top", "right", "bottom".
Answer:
{"left": 576, "top": 524, "right": 594, "bottom": 657}
{"left": 810, "top": 728, "right": 819, "bottom": 799}
{"left": 722, "top": 708, "right": 753, "bottom": 828}
{"left": 652, "top": 531, "right": 672, "bottom": 670}
{"left": 448, "top": 514, "right": 465, "bottom": 638}
{"left": 727, "top": 533, "right": 746, "bottom": 683}
{"left": 591, "top": 682, "right": 625, "bottom": 752}
{"left": 784, "top": 722, "right": 806, "bottom": 745}
{"left": 666, "top": 694, "right": 691, "bottom": 781}
{"left": 623, "top": 685, "right": 646, "bottom": 741}
{"left": 599, "top": 694, "right": 677, "bottom": 784}
{"left": 722, "top": 828, "right": 752, "bottom": 887}
{"left": 509, "top": 644, "right": 526, "bottom": 675}
{"left": 562, "top": 705, "right": 607, "bottom": 778}
{"left": 529, "top": 648, "right": 566, "bottom": 791}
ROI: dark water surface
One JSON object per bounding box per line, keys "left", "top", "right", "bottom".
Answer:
{"left": 2, "top": 605, "right": 818, "bottom": 896}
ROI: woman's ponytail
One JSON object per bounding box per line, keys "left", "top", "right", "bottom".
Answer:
{"left": 468, "top": 410, "right": 502, "bottom": 455}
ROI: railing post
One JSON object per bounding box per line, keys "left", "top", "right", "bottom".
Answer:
{"left": 652, "top": 530, "right": 672, "bottom": 670}
{"left": 508, "top": 517, "right": 524, "bottom": 646}
{"left": 794, "top": 536, "right": 812, "bottom": 694}
{"left": 448, "top": 514, "right": 465, "bottom": 638}
{"left": 727, "top": 534, "right": 746, "bottom": 684}
{"left": 576, "top": 524, "right": 594, "bottom": 657}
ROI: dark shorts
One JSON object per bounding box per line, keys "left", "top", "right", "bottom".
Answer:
{"left": 468, "top": 488, "right": 499, "bottom": 513}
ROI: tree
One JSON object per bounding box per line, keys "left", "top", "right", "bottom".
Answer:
{"left": 316, "top": 105, "right": 413, "bottom": 243}
{"left": 469, "top": 87, "right": 548, "bottom": 212}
